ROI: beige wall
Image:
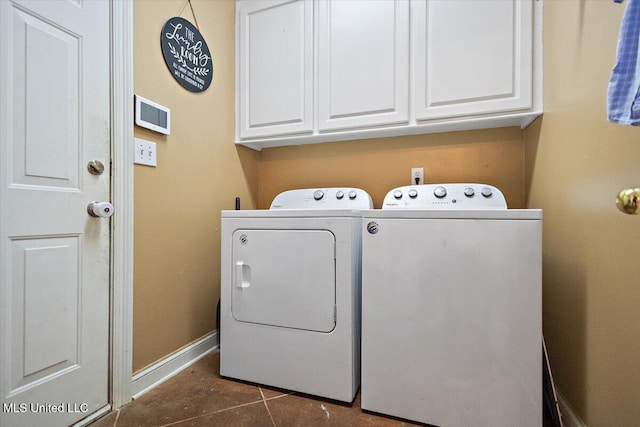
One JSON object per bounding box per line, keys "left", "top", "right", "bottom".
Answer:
{"left": 259, "top": 128, "right": 526, "bottom": 209}
{"left": 525, "top": 1, "right": 640, "bottom": 425}
{"left": 133, "top": 0, "right": 258, "bottom": 373}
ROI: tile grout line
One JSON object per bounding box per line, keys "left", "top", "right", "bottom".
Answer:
{"left": 111, "top": 409, "right": 121, "bottom": 427}
{"left": 157, "top": 398, "right": 267, "bottom": 427}
{"left": 259, "top": 387, "right": 277, "bottom": 427}
{"left": 265, "top": 392, "right": 295, "bottom": 401}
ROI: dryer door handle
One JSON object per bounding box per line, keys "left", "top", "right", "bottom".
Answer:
{"left": 236, "top": 261, "right": 251, "bottom": 289}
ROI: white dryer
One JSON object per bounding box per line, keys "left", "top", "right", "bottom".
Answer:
{"left": 220, "top": 188, "right": 373, "bottom": 402}
{"left": 361, "top": 184, "right": 542, "bottom": 426}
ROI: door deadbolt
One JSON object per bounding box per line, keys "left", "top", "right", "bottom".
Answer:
{"left": 87, "top": 160, "right": 105, "bottom": 175}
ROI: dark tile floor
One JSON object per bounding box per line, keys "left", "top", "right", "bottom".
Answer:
{"left": 89, "top": 351, "right": 422, "bottom": 427}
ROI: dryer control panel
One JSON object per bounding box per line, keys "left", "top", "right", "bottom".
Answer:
{"left": 382, "top": 184, "right": 507, "bottom": 210}
{"left": 270, "top": 188, "right": 373, "bottom": 210}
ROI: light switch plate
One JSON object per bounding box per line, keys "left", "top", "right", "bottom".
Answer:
{"left": 134, "top": 138, "right": 157, "bottom": 167}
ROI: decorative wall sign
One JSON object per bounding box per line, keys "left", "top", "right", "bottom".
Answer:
{"left": 161, "top": 17, "right": 212, "bottom": 93}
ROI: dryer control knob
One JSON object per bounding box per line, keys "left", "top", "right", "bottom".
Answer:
{"left": 314, "top": 190, "right": 324, "bottom": 200}
{"left": 393, "top": 190, "right": 403, "bottom": 200}
{"left": 464, "top": 187, "right": 475, "bottom": 197}
{"left": 481, "top": 187, "right": 493, "bottom": 198}
{"left": 336, "top": 190, "right": 344, "bottom": 199}
{"left": 348, "top": 190, "right": 357, "bottom": 200}
{"left": 434, "top": 186, "right": 447, "bottom": 198}
{"left": 408, "top": 189, "right": 418, "bottom": 198}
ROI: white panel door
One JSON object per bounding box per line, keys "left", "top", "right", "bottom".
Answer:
{"left": 318, "top": 0, "right": 409, "bottom": 131}
{"left": 232, "top": 229, "right": 336, "bottom": 333}
{"left": 237, "top": 0, "right": 313, "bottom": 139}
{"left": 0, "top": 1, "right": 110, "bottom": 426}
{"left": 413, "top": 0, "right": 533, "bottom": 120}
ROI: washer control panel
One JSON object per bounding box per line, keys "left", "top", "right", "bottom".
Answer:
{"left": 382, "top": 184, "right": 507, "bottom": 210}
{"left": 270, "top": 188, "right": 374, "bottom": 209}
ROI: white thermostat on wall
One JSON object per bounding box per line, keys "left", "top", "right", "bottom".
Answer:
{"left": 135, "top": 95, "right": 171, "bottom": 135}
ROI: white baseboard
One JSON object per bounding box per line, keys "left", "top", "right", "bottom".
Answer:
{"left": 131, "top": 331, "right": 219, "bottom": 400}
{"left": 557, "top": 390, "right": 587, "bottom": 427}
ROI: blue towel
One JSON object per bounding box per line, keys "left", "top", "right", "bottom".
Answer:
{"left": 607, "top": 0, "right": 640, "bottom": 125}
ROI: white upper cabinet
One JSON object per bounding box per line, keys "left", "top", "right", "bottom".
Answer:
{"left": 413, "top": 0, "right": 533, "bottom": 120}
{"left": 235, "top": 0, "right": 542, "bottom": 150}
{"left": 318, "top": 0, "right": 409, "bottom": 131}
{"left": 236, "top": 0, "right": 313, "bottom": 139}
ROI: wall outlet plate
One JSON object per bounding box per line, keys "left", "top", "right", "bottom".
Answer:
{"left": 134, "top": 138, "right": 157, "bottom": 167}
{"left": 411, "top": 167, "right": 424, "bottom": 185}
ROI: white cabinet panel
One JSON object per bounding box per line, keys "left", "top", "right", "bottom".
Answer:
{"left": 318, "top": 0, "right": 409, "bottom": 131}
{"left": 237, "top": 0, "right": 313, "bottom": 139}
{"left": 413, "top": 0, "right": 533, "bottom": 120}
{"left": 235, "top": 0, "right": 541, "bottom": 150}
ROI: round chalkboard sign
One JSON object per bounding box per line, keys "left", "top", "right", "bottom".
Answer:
{"left": 160, "top": 17, "right": 212, "bottom": 93}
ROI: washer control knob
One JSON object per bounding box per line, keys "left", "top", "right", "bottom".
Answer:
{"left": 313, "top": 190, "right": 324, "bottom": 200}
{"left": 408, "top": 189, "right": 418, "bottom": 198}
{"left": 481, "top": 187, "right": 493, "bottom": 198}
{"left": 336, "top": 190, "right": 344, "bottom": 199}
{"left": 464, "top": 187, "right": 475, "bottom": 197}
{"left": 393, "top": 190, "right": 403, "bottom": 200}
{"left": 434, "top": 186, "right": 447, "bottom": 198}
{"left": 348, "top": 190, "right": 357, "bottom": 200}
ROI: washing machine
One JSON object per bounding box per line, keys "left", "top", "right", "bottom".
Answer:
{"left": 361, "top": 184, "right": 542, "bottom": 426}
{"left": 220, "top": 188, "right": 372, "bottom": 402}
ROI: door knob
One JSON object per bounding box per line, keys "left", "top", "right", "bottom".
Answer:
{"left": 87, "top": 201, "right": 114, "bottom": 218}
{"left": 616, "top": 188, "right": 640, "bottom": 215}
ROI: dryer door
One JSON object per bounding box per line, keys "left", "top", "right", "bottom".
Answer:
{"left": 231, "top": 229, "right": 336, "bottom": 333}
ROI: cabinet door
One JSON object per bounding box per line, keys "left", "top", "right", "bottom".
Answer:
{"left": 237, "top": 0, "right": 313, "bottom": 139}
{"left": 413, "top": 0, "right": 533, "bottom": 121}
{"left": 318, "top": 0, "right": 409, "bottom": 131}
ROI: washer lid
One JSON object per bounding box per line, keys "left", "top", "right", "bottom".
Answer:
{"left": 382, "top": 184, "right": 507, "bottom": 210}
{"left": 270, "top": 188, "right": 373, "bottom": 210}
